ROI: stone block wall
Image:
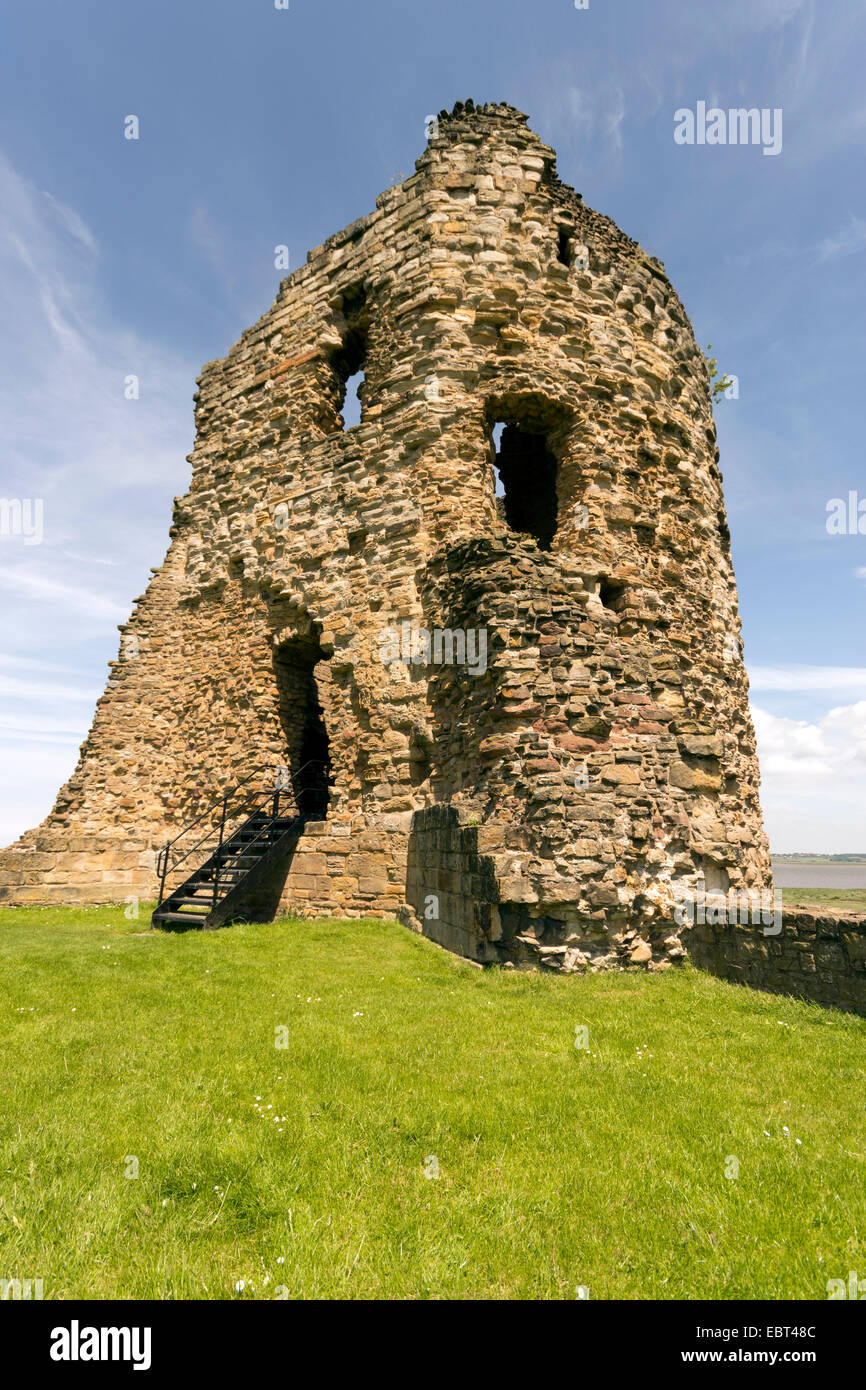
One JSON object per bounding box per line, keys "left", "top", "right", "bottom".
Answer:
{"left": 404, "top": 805, "right": 502, "bottom": 963}
{"left": 689, "top": 909, "right": 866, "bottom": 1014}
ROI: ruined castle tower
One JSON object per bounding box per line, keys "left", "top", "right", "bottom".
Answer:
{"left": 0, "top": 101, "right": 771, "bottom": 971}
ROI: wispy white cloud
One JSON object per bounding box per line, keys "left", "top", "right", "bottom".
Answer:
{"left": 818, "top": 214, "right": 866, "bottom": 262}
{"left": 0, "top": 146, "right": 195, "bottom": 558}
{"left": 0, "top": 712, "right": 87, "bottom": 736}
{"left": 60, "top": 550, "right": 119, "bottom": 568}
{"left": 0, "top": 564, "right": 127, "bottom": 622}
{"left": 727, "top": 214, "right": 866, "bottom": 271}
{"left": 748, "top": 664, "right": 866, "bottom": 694}
{"left": 531, "top": 75, "right": 629, "bottom": 175}
{"left": 0, "top": 653, "right": 96, "bottom": 677}
{"left": 0, "top": 673, "right": 100, "bottom": 704}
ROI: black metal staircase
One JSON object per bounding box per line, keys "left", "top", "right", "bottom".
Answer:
{"left": 151, "top": 762, "right": 323, "bottom": 931}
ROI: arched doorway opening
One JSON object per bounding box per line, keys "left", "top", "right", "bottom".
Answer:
{"left": 272, "top": 635, "right": 332, "bottom": 818}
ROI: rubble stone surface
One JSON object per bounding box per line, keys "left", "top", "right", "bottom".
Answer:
{"left": 5, "top": 100, "right": 857, "bottom": 1001}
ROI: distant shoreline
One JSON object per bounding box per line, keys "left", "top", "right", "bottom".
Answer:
{"left": 772, "top": 855, "right": 866, "bottom": 864}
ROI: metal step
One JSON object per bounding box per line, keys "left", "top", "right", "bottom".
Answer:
{"left": 153, "top": 911, "right": 210, "bottom": 924}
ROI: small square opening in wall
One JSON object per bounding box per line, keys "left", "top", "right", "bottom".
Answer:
{"left": 599, "top": 578, "right": 628, "bottom": 612}
{"left": 557, "top": 229, "right": 574, "bottom": 267}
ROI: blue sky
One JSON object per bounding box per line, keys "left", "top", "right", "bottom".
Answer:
{"left": 1, "top": 0, "right": 864, "bottom": 851}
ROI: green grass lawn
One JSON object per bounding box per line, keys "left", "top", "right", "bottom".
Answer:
{"left": 1, "top": 906, "right": 864, "bottom": 1301}
{"left": 780, "top": 887, "right": 866, "bottom": 913}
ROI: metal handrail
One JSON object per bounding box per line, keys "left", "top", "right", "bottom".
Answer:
{"left": 160, "top": 786, "right": 287, "bottom": 908}
{"left": 156, "top": 763, "right": 274, "bottom": 870}
{"left": 155, "top": 760, "right": 327, "bottom": 908}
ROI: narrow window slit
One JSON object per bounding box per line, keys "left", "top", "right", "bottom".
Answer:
{"left": 329, "top": 286, "right": 369, "bottom": 431}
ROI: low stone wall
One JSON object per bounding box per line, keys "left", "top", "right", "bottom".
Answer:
{"left": 274, "top": 819, "right": 409, "bottom": 919}
{"left": 0, "top": 834, "right": 159, "bottom": 906}
{"left": 403, "top": 805, "right": 502, "bottom": 963}
{"left": 688, "top": 909, "right": 866, "bottom": 1014}
{"left": 0, "top": 810, "right": 417, "bottom": 920}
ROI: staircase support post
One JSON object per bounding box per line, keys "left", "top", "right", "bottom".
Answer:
{"left": 157, "top": 847, "right": 168, "bottom": 909}
{"left": 214, "top": 794, "right": 229, "bottom": 911}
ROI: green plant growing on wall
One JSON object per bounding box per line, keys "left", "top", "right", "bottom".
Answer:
{"left": 703, "top": 344, "right": 734, "bottom": 401}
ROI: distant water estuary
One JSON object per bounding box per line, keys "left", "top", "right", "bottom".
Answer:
{"left": 772, "top": 862, "right": 866, "bottom": 890}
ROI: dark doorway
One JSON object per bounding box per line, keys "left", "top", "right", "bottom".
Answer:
{"left": 297, "top": 691, "right": 330, "bottom": 816}
{"left": 272, "top": 636, "right": 332, "bottom": 819}
{"left": 491, "top": 421, "right": 559, "bottom": 550}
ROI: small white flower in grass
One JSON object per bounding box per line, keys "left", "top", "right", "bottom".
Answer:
{"left": 763, "top": 1131, "right": 770, "bottom": 1138}
{"left": 277, "top": 1257, "right": 285, "bottom": 1264}
{"left": 782, "top": 1126, "right": 789, "bottom": 1135}
{"left": 795, "top": 1138, "right": 802, "bottom": 1146}
{"left": 235, "top": 1280, "right": 245, "bottom": 1292}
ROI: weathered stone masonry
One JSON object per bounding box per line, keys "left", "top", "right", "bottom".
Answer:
{"left": 2, "top": 100, "right": 863, "bottom": 1003}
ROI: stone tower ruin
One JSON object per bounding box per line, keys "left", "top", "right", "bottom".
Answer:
{"left": 0, "top": 100, "right": 773, "bottom": 972}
